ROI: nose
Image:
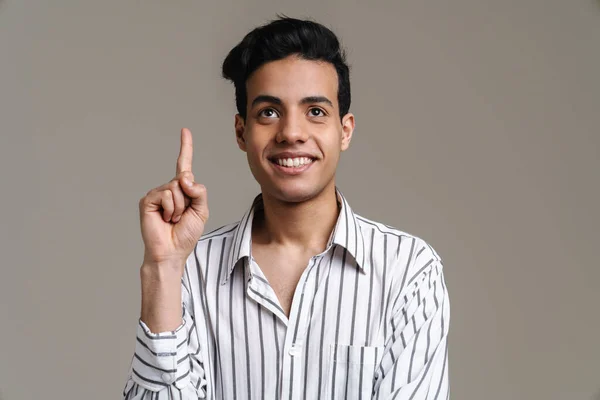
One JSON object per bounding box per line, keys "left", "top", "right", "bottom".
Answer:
{"left": 275, "top": 111, "right": 308, "bottom": 144}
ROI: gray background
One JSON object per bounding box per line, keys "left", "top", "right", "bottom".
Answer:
{"left": 1, "top": 0, "right": 599, "bottom": 399}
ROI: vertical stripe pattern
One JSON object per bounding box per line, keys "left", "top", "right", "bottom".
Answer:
{"left": 123, "top": 188, "right": 450, "bottom": 399}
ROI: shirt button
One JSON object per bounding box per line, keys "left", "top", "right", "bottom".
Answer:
{"left": 161, "top": 372, "right": 174, "bottom": 383}
{"left": 288, "top": 345, "right": 301, "bottom": 357}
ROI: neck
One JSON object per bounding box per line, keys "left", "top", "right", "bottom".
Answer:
{"left": 253, "top": 184, "right": 340, "bottom": 253}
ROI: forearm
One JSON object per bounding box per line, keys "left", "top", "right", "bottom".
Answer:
{"left": 123, "top": 260, "right": 208, "bottom": 398}
{"left": 140, "top": 261, "right": 185, "bottom": 333}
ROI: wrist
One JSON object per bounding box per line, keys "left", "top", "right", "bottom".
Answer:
{"left": 141, "top": 258, "right": 185, "bottom": 280}
{"left": 140, "top": 264, "right": 184, "bottom": 333}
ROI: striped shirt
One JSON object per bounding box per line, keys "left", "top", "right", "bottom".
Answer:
{"left": 123, "top": 188, "right": 450, "bottom": 399}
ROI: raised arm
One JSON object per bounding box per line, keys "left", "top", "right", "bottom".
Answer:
{"left": 122, "top": 128, "right": 210, "bottom": 399}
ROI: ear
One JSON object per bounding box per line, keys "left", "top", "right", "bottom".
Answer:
{"left": 340, "top": 113, "right": 355, "bottom": 152}
{"left": 235, "top": 114, "right": 247, "bottom": 152}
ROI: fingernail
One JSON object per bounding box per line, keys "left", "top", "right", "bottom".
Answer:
{"left": 173, "top": 215, "right": 180, "bottom": 222}
{"left": 183, "top": 178, "right": 192, "bottom": 186}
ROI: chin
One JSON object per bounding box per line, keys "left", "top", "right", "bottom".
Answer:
{"left": 264, "top": 181, "right": 324, "bottom": 204}
{"left": 264, "top": 178, "right": 336, "bottom": 205}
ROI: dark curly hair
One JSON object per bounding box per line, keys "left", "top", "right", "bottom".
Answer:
{"left": 221, "top": 15, "right": 351, "bottom": 121}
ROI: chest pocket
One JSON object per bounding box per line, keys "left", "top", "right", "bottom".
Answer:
{"left": 326, "top": 343, "right": 384, "bottom": 399}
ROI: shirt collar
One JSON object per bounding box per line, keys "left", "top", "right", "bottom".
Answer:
{"left": 220, "top": 187, "right": 367, "bottom": 285}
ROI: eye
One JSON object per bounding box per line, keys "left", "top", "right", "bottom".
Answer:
{"left": 308, "top": 108, "right": 326, "bottom": 117}
{"left": 258, "top": 108, "right": 279, "bottom": 118}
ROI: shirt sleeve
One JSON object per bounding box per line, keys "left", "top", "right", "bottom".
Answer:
{"left": 373, "top": 241, "right": 450, "bottom": 399}
{"left": 122, "top": 264, "right": 208, "bottom": 399}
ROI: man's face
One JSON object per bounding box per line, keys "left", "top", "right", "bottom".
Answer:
{"left": 235, "top": 55, "right": 354, "bottom": 203}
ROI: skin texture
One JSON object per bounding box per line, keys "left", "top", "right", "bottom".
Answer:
{"left": 235, "top": 55, "right": 355, "bottom": 209}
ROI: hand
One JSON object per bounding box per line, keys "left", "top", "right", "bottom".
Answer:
{"left": 138, "top": 128, "right": 209, "bottom": 272}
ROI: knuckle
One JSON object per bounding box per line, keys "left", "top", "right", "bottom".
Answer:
{"left": 168, "top": 180, "right": 180, "bottom": 191}
{"left": 182, "top": 171, "right": 195, "bottom": 181}
{"left": 141, "top": 193, "right": 152, "bottom": 204}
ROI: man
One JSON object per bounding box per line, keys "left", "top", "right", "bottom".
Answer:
{"left": 123, "top": 16, "right": 450, "bottom": 400}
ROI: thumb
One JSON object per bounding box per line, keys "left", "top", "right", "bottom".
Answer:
{"left": 180, "top": 177, "right": 209, "bottom": 221}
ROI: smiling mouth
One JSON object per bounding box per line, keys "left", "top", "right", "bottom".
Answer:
{"left": 268, "top": 156, "right": 316, "bottom": 168}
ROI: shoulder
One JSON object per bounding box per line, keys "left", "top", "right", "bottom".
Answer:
{"left": 356, "top": 213, "right": 442, "bottom": 262}
{"left": 356, "top": 214, "right": 444, "bottom": 293}
{"left": 198, "top": 221, "right": 240, "bottom": 242}
{"left": 184, "top": 221, "right": 241, "bottom": 276}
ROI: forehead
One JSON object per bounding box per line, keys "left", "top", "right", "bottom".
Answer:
{"left": 246, "top": 56, "right": 338, "bottom": 105}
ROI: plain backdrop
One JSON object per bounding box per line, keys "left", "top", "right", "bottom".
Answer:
{"left": 1, "top": 1, "right": 599, "bottom": 399}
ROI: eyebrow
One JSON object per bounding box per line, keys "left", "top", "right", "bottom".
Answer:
{"left": 250, "top": 95, "right": 334, "bottom": 109}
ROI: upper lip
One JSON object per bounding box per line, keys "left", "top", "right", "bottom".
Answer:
{"left": 269, "top": 152, "right": 318, "bottom": 160}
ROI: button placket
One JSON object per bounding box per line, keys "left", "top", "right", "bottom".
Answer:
{"left": 288, "top": 340, "right": 303, "bottom": 357}
{"left": 280, "top": 257, "right": 318, "bottom": 398}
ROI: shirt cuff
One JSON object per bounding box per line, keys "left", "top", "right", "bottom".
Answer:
{"left": 131, "top": 306, "right": 191, "bottom": 391}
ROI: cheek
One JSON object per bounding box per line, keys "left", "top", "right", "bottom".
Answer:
{"left": 244, "top": 126, "right": 272, "bottom": 154}
{"left": 244, "top": 140, "right": 267, "bottom": 166}
{"left": 322, "top": 134, "right": 343, "bottom": 155}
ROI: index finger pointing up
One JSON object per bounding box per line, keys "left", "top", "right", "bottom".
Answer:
{"left": 176, "top": 128, "right": 193, "bottom": 175}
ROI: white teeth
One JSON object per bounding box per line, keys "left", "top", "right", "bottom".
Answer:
{"left": 275, "top": 157, "right": 313, "bottom": 167}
